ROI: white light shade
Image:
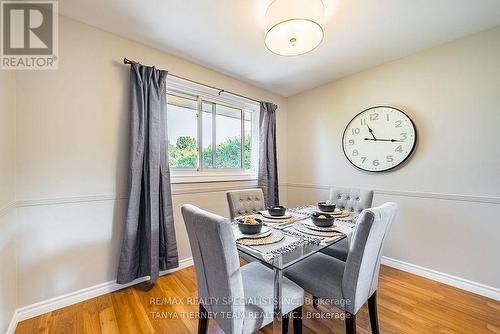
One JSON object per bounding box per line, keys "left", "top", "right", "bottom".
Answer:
{"left": 265, "top": 0, "right": 325, "bottom": 56}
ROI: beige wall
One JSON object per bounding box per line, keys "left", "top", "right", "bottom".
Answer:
{"left": 286, "top": 27, "right": 500, "bottom": 290}
{"left": 0, "top": 71, "right": 16, "bottom": 207}
{"left": 0, "top": 70, "right": 17, "bottom": 333}
{"left": 14, "top": 16, "right": 287, "bottom": 307}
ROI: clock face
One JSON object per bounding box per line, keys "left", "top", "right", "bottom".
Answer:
{"left": 342, "top": 106, "right": 417, "bottom": 172}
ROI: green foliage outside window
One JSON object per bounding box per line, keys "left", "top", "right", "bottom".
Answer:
{"left": 169, "top": 135, "right": 251, "bottom": 169}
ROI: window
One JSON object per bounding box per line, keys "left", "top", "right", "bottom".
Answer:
{"left": 167, "top": 93, "right": 198, "bottom": 169}
{"left": 166, "top": 78, "right": 259, "bottom": 182}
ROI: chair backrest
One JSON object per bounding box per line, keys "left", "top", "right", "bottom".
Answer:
{"left": 226, "top": 188, "right": 266, "bottom": 220}
{"left": 181, "top": 204, "right": 244, "bottom": 334}
{"left": 329, "top": 186, "right": 374, "bottom": 213}
{"left": 342, "top": 202, "right": 398, "bottom": 314}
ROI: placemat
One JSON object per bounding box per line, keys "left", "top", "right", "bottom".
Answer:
{"left": 233, "top": 226, "right": 272, "bottom": 240}
{"left": 303, "top": 220, "right": 338, "bottom": 232}
{"left": 332, "top": 210, "right": 350, "bottom": 218}
{"left": 290, "top": 206, "right": 354, "bottom": 220}
{"left": 293, "top": 224, "right": 345, "bottom": 238}
{"left": 237, "top": 230, "right": 285, "bottom": 246}
{"left": 255, "top": 212, "right": 308, "bottom": 227}
{"left": 315, "top": 209, "right": 350, "bottom": 218}
{"left": 259, "top": 210, "right": 293, "bottom": 219}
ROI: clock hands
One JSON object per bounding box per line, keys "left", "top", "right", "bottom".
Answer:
{"left": 366, "top": 124, "right": 377, "bottom": 140}
{"left": 364, "top": 138, "right": 403, "bottom": 142}
{"left": 363, "top": 122, "right": 403, "bottom": 142}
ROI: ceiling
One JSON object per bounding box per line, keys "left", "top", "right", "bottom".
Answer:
{"left": 59, "top": 0, "right": 500, "bottom": 96}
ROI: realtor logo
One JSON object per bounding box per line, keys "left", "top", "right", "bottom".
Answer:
{"left": 1, "top": 0, "right": 58, "bottom": 69}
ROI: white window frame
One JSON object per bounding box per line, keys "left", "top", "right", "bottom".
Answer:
{"left": 166, "top": 76, "right": 260, "bottom": 183}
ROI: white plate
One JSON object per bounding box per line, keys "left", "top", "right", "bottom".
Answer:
{"left": 238, "top": 226, "right": 272, "bottom": 239}
{"left": 260, "top": 211, "right": 293, "bottom": 219}
{"left": 303, "top": 220, "right": 337, "bottom": 232}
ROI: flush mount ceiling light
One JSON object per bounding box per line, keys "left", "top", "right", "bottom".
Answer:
{"left": 265, "top": 0, "right": 325, "bottom": 56}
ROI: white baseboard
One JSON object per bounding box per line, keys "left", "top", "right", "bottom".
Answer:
{"left": 14, "top": 257, "right": 194, "bottom": 325}
{"left": 6, "top": 309, "right": 19, "bottom": 334}
{"left": 381, "top": 256, "right": 500, "bottom": 301}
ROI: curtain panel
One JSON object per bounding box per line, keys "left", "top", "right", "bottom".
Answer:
{"left": 117, "top": 62, "right": 178, "bottom": 285}
{"left": 258, "top": 102, "right": 279, "bottom": 207}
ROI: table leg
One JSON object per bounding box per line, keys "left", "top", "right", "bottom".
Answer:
{"left": 273, "top": 268, "right": 283, "bottom": 334}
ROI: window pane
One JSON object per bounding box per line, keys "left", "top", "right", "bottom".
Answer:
{"left": 167, "top": 93, "right": 198, "bottom": 109}
{"left": 216, "top": 104, "right": 242, "bottom": 168}
{"left": 244, "top": 111, "right": 252, "bottom": 170}
{"left": 202, "top": 101, "right": 213, "bottom": 168}
{"left": 167, "top": 94, "right": 198, "bottom": 168}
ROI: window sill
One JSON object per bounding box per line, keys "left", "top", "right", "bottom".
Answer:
{"left": 170, "top": 171, "right": 258, "bottom": 184}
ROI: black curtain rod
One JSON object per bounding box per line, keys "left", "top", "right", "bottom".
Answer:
{"left": 123, "top": 58, "right": 262, "bottom": 104}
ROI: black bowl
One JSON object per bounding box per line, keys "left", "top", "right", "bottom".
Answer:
{"left": 318, "top": 202, "right": 336, "bottom": 212}
{"left": 237, "top": 218, "right": 263, "bottom": 235}
{"left": 267, "top": 206, "right": 287, "bottom": 217}
{"left": 311, "top": 212, "right": 335, "bottom": 227}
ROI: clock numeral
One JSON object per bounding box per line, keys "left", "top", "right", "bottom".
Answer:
{"left": 386, "top": 155, "right": 394, "bottom": 162}
{"left": 361, "top": 157, "right": 367, "bottom": 163}
{"left": 348, "top": 139, "right": 355, "bottom": 145}
{"left": 395, "top": 145, "right": 403, "bottom": 153}
{"left": 370, "top": 113, "right": 379, "bottom": 121}
{"left": 352, "top": 149, "right": 359, "bottom": 156}
{"left": 400, "top": 132, "right": 407, "bottom": 141}
{"left": 372, "top": 160, "right": 380, "bottom": 166}
{"left": 395, "top": 120, "right": 402, "bottom": 128}
{"left": 386, "top": 114, "right": 390, "bottom": 121}
{"left": 360, "top": 118, "right": 366, "bottom": 126}
{"left": 352, "top": 128, "right": 360, "bottom": 135}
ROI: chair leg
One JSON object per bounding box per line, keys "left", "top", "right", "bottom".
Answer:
{"left": 345, "top": 311, "right": 356, "bottom": 334}
{"left": 312, "top": 296, "right": 319, "bottom": 308}
{"left": 368, "top": 291, "right": 380, "bottom": 334}
{"left": 198, "top": 304, "right": 208, "bottom": 334}
{"left": 292, "top": 306, "right": 302, "bottom": 334}
{"left": 282, "top": 312, "right": 289, "bottom": 334}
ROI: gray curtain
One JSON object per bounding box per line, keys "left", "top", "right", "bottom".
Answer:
{"left": 117, "top": 62, "right": 178, "bottom": 285}
{"left": 258, "top": 102, "right": 279, "bottom": 207}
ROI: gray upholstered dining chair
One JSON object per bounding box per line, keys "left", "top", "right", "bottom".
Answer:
{"left": 226, "top": 188, "right": 266, "bottom": 220}
{"left": 320, "top": 187, "right": 374, "bottom": 262}
{"left": 285, "top": 202, "right": 398, "bottom": 334}
{"left": 181, "top": 204, "right": 304, "bottom": 334}
{"left": 226, "top": 189, "right": 267, "bottom": 264}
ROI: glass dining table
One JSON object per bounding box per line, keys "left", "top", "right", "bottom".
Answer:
{"left": 233, "top": 206, "right": 357, "bottom": 334}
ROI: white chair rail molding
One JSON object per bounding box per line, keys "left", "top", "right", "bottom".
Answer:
{"left": 1, "top": 0, "right": 500, "bottom": 333}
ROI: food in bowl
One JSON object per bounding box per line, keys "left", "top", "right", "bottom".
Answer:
{"left": 245, "top": 216, "right": 257, "bottom": 225}
{"left": 318, "top": 201, "right": 336, "bottom": 212}
{"left": 267, "top": 205, "right": 287, "bottom": 217}
{"left": 238, "top": 217, "right": 263, "bottom": 234}
{"left": 311, "top": 212, "right": 335, "bottom": 227}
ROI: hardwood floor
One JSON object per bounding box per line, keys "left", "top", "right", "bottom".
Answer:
{"left": 15, "top": 265, "right": 500, "bottom": 334}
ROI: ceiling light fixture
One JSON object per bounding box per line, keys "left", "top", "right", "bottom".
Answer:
{"left": 265, "top": 0, "right": 325, "bottom": 56}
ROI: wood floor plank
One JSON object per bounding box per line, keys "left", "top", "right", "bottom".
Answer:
{"left": 15, "top": 265, "right": 500, "bottom": 334}
{"left": 99, "top": 307, "right": 120, "bottom": 334}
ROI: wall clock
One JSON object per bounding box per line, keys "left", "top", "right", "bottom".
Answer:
{"left": 342, "top": 106, "right": 417, "bottom": 172}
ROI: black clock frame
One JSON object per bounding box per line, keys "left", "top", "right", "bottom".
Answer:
{"left": 342, "top": 105, "right": 417, "bottom": 173}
